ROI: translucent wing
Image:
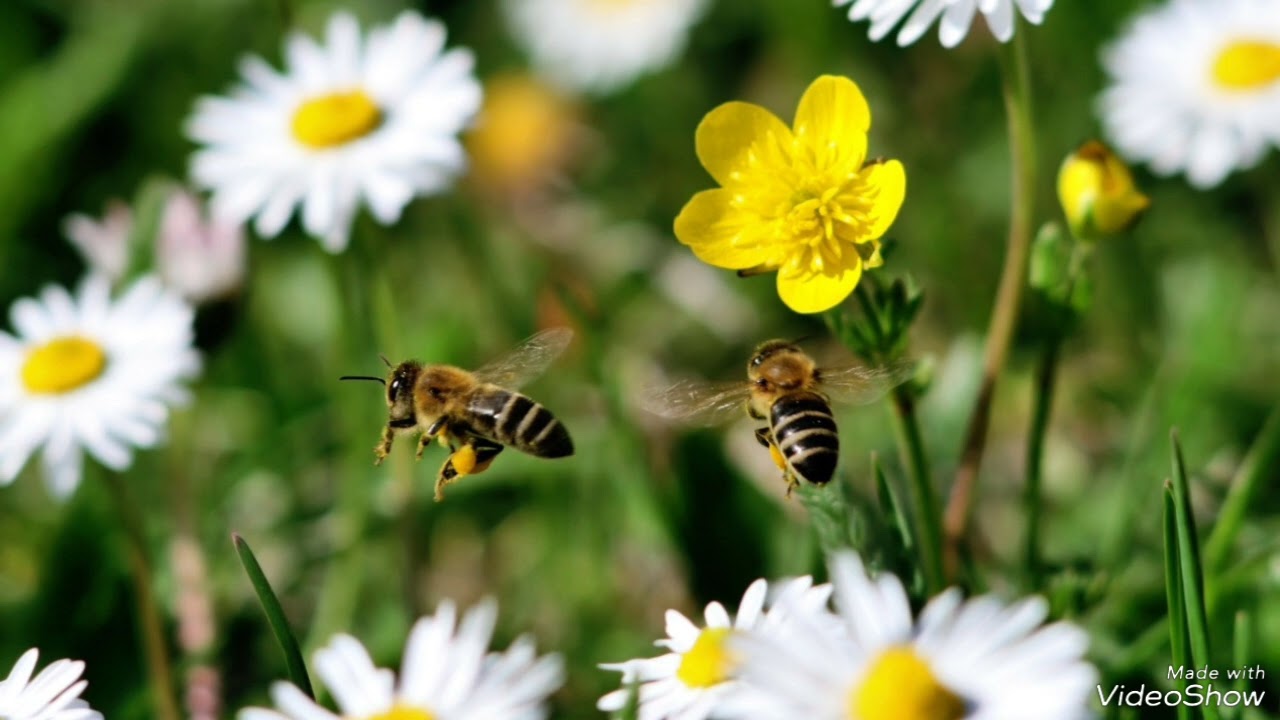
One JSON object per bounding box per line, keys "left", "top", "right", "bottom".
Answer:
{"left": 641, "top": 379, "right": 752, "bottom": 427}
{"left": 473, "top": 328, "right": 574, "bottom": 389}
{"left": 816, "top": 359, "right": 916, "bottom": 405}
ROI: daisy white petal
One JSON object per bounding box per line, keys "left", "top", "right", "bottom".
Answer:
{"left": 502, "top": 0, "right": 709, "bottom": 95}
{"left": 834, "top": 0, "right": 1054, "bottom": 47}
{"left": 599, "top": 577, "right": 833, "bottom": 720}
{"left": 0, "top": 274, "right": 198, "bottom": 497}
{"left": 187, "top": 10, "right": 481, "bottom": 252}
{"left": 0, "top": 648, "right": 103, "bottom": 720}
{"left": 1099, "top": 0, "right": 1280, "bottom": 188}
{"left": 240, "top": 600, "right": 561, "bottom": 720}
{"left": 730, "top": 552, "right": 1097, "bottom": 720}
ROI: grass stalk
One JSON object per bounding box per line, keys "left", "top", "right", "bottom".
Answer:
{"left": 945, "top": 27, "right": 1038, "bottom": 577}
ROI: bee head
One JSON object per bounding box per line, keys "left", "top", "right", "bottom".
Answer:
{"left": 385, "top": 361, "right": 421, "bottom": 428}
{"left": 747, "top": 339, "right": 811, "bottom": 391}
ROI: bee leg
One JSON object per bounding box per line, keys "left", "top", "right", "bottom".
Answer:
{"left": 784, "top": 471, "right": 799, "bottom": 498}
{"left": 753, "top": 427, "right": 772, "bottom": 448}
{"left": 373, "top": 426, "right": 395, "bottom": 466}
{"left": 434, "top": 440, "right": 505, "bottom": 502}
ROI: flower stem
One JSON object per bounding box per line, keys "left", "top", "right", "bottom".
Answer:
{"left": 889, "top": 388, "right": 944, "bottom": 594}
{"left": 944, "top": 29, "right": 1038, "bottom": 577}
{"left": 1022, "top": 328, "right": 1060, "bottom": 588}
{"left": 104, "top": 470, "right": 181, "bottom": 720}
{"left": 849, "top": 284, "right": 943, "bottom": 593}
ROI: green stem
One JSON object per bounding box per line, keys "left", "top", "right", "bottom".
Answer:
{"left": 1202, "top": 405, "right": 1280, "bottom": 572}
{"left": 103, "top": 471, "right": 181, "bottom": 720}
{"left": 945, "top": 28, "right": 1038, "bottom": 576}
{"left": 889, "top": 389, "right": 943, "bottom": 594}
{"left": 1023, "top": 330, "right": 1060, "bottom": 588}
{"left": 848, "top": 284, "right": 942, "bottom": 592}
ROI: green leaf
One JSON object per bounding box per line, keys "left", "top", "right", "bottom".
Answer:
{"left": 232, "top": 533, "right": 314, "bottom": 698}
{"left": 1169, "top": 432, "right": 1221, "bottom": 720}
{"left": 873, "top": 455, "right": 913, "bottom": 557}
{"left": 795, "top": 482, "right": 857, "bottom": 555}
{"left": 1163, "top": 483, "right": 1193, "bottom": 720}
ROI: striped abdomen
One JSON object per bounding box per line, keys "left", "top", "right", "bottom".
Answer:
{"left": 769, "top": 391, "right": 838, "bottom": 485}
{"left": 466, "top": 387, "right": 574, "bottom": 458}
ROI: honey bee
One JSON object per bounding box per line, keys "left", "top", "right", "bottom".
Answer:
{"left": 342, "top": 328, "right": 575, "bottom": 501}
{"left": 646, "top": 339, "right": 912, "bottom": 495}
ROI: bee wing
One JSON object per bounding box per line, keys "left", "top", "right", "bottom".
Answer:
{"left": 817, "top": 359, "right": 916, "bottom": 405}
{"left": 641, "top": 379, "right": 752, "bottom": 427}
{"left": 472, "top": 328, "right": 574, "bottom": 389}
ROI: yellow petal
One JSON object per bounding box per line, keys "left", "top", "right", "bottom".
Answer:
{"left": 850, "top": 159, "right": 906, "bottom": 242}
{"left": 776, "top": 257, "right": 862, "bottom": 314}
{"left": 793, "top": 75, "right": 870, "bottom": 175}
{"left": 675, "top": 189, "right": 775, "bottom": 270}
{"left": 696, "top": 101, "right": 793, "bottom": 188}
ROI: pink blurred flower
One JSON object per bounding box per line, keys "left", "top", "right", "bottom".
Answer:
{"left": 62, "top": 200, "right": 132, "bottom": 282}
{"left": 156, "top": 189, "right": 246, "bottom": 304}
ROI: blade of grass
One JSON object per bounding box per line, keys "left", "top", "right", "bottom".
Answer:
{"left": 873, "top": 454, "right": 914, "bottom": 558}
{"left": 1169, "top": 432, "right": 1220, "bottom": 720}
{"left": 232, "top": 533, "right": 314, "bottom": 698}
{"left": 1163, "top": 483, "right": 1192, "bottom": 720}
{"left": 1203, "top": 406, "right": 1280, "bottom": 572}
{"left": 1232, "top": 611, "right": 1251, "bottom": 720}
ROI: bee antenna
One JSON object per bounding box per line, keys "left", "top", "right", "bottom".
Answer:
{"left": 790, "top": 334, "right": 815, "bottom": 346}
{"left": 379, "top": 354, "right": 393, "bottom": 368}
{"left": 339, "top": 375, "right": 386, "bottom": 385}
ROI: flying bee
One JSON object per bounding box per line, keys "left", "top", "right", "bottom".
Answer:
{"left": 646, "top": 339, "right": 913, "bottom": 495}
{"left": 341, "top": 328, "right": 575, "bottom": 501}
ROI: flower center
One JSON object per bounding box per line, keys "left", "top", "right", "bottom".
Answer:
{"left": 1212, "top": 40, "right": 1280, "bottom": 91}
{"left": 21, "top": 336, "right": 108, "bottom": 394}
{"left": 851, "top": 647, "right": 965, "bottom": 720}
{"left": 292, "top": 90, "right": 383, "bottom": 149}
{"left": 676, "top": 627, "right": 735, "bottom": 689}
{"left": 781, "top": 184, "right": 872, "bottom": 276}
{"left": 362, "top": 706, "right": 436, "bottom": 720}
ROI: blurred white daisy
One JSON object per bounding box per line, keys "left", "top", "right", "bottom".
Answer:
{"left": 597, "top": 577, "right": 832, "bottom": 720}
{"left": 187, "top": 10, "right": 482, "bottom": 252}
{"left": 727, "top": 553, "right": 1097, "bottom": 720}
{"left": 240, "top": 600, "right": 563, "bottom": 720}
{"left": 502, "top": 0, "right": 709, "bottom": 95}
{"left": 0, "top": 648, "right": 103, "bottom": 720}
{"left": 833, "top": 0, "right": 1054, "bottom": 48}
{"left": 1099, "top": 0, "right": 1280, "bottom": 188}
{"left": 0, "top": 275, "right": 199, "bottom": 497}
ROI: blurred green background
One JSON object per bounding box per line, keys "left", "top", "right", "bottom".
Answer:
{"left": 1, "top": 0, "right": 1277, "bottom": 717}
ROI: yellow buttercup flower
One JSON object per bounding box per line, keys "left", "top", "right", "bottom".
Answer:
{"left": 1058, "top": 141, "right": 1150, "bottom": 241}
{"left": 674, "top": 75, "right": 906, "bottom": 314}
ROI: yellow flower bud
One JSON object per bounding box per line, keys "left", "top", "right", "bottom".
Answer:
{"left": 1057, "top": 140, "right": 1150, "bottom": 240}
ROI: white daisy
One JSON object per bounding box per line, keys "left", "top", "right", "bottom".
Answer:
{"left": 728, "top": 553, "right": 1097, "bottom": 720}
{"left": 597, "top": 577, "right": 833, "bottom": 720}
{"left": 0, "top": 648, "right": 103, "bottom": 720}
{"left": 1099, "top": 0, "right": 1280, "bottom": 189}
{"left": 186, "top": 10, "right": 482, "bottom": 252}
{"left": 240, "top": 600, "right": 563, "bottom": 720}
{"left": 502, "top": 0, "right": 709, "bottom": 95}
{"left": 833, "top": 0, "right": 1054, "bottom": 48}
{"left": 0, "top": 274, "right": 200, "bottom": 497}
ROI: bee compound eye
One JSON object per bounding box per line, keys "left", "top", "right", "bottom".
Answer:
{"left": 388, "top": 378, "right": 401, "bottom": 401}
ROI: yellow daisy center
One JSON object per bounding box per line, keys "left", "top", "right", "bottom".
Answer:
{"left": 1212, "top": 40, "right": 1280, "bottom": 91}
{"left": 21, "top": 336, "right": 107, "bottom": 394}
{"left": 292, "top": 90, "right": 383, "bottom": 149}
{"left": 676, "top": 627, "right": 735, "bottom": 689}
{"left": 850, "top": 647, "right": 966, "bottom": 720}
{"left": 780, "top": 182, "right": 875, "bottom": 279}
{"left": 362, "top": 706, "right": 435, "bottom": 720}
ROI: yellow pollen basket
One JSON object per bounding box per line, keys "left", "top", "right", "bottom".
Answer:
{"left": 363, "top": 706, "right": 436, "bottom": 720}
{"left": 676, "top": 627, "right": 736, "bottom": 689}
{"left": 21, "top": 336, "right": 108, "bottom": 394}
{"left": 1212, "top": 40, "right": 1280, "bottom": 91}
{"left": 292, "top": 90, "right": 383, "bottom": 149}
{"left": 851, "top": 647, "right": 966, "bottom": 720}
